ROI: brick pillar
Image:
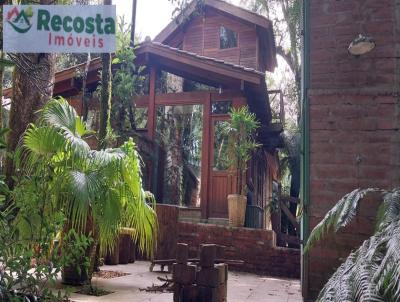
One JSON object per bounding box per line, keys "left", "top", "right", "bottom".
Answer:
{"left": 173, "top": 243, "right": 228, "bottom": 302}
{"left": 197, "top": 244, "right": 227, "bottom": 302}
{"left": 173, "top": 243, "right": 197, "bottom": 302}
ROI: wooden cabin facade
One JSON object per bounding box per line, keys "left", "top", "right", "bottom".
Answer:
{"left": 4, "top": 0, "right": 281, "bottom": 227}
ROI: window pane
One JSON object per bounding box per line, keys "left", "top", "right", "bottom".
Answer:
{"left": 135, "top": 107, "right": 148, "bottom": 129}
{"left": 156, "top": 105, "right": 203, "bottom": 207}
{"left": 220, "top": 26, "right": 238, "bottom": 49}
{"left": 211, "top": 100, "right": 232, "bottom": 114}
{"left": 213, "top": 121, "right": 230, "bottom": 171}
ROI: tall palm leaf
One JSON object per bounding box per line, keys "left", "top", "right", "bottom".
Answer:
{"left": 16, "top": 98, "right": 157, "bottom": 258}
{"left": 305, "top": 188, "right": 400, "bottom": 301}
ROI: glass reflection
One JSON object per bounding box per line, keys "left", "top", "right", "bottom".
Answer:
{"left": 156, "top": 105, "right": 203, "bottom": 207}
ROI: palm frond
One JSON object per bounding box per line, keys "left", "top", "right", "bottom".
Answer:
{"left": 304, "top": 188, "right": 383, "bottom": 254}
{"left": 16, "top": 98, "right": 158, "bottom": 264}
{"left": 376, "top": 189, "right": 400, "bottom": 229}
{"left": 39, "top": 98, "right": 91, "bottom": 155}
{"left": 317, "top": 220, "right": 400, "bottom": 302}
{"left": 39, "top": 98, "right": 80, "bottom": 134}
{"left": 23, "top": 125, "right": 66, "bottom": 157}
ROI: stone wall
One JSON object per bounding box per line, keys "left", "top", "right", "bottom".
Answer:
{"left": 307, "top": 0, "right": 400, "bottom": 299}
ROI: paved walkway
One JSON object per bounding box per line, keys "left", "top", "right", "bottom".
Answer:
{"left": 68, "top": 261, "right": 302, "bottom": 302}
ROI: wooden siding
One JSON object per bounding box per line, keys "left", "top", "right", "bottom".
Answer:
{"left": 183, "top": 16, "right": 204, "bottom": 54}
{"left": 167, "top": 30, "right": 184, "bottom": 49}
{"left": 203, "top": 9, "right": 256, "bottom": 69}
{"left": 164, "top": 8, "right": 260, "bottom": 71}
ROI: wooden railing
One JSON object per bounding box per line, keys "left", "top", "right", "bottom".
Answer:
{"left": 272, "top": 196, "right": 300, "bottom": 248}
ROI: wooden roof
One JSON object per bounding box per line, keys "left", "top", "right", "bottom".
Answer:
{"left": 154, "top": 0, "right": 277, "bottom": 71}
{"left": 136, "top": 41, "right": 265, "bottom": 89}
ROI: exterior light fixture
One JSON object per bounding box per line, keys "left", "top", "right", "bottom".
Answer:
{"left": 348, "top": 34, "right": 376, "bottom": 56}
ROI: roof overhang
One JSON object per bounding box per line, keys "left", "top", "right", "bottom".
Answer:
{"left": 135, "top": 41, "right": 265, "bottom": 90}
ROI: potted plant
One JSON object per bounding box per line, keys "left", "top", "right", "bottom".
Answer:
{"left": 224, "top": 106, "right": 260, "bottom": 227}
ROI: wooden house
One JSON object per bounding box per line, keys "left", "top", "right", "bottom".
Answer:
{"left": 4, "top": 0, "right": 281, "bottom": 228}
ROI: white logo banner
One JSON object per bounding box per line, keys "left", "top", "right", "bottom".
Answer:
{"left": 3, "top": 5, "right": 116, "bottom": 53}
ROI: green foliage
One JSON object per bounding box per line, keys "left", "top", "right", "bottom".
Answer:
{"left": 279, "top": 130, "right": 300, "bottom": 197}
{"left": 17, "top": 98, "right": 157, "bottom": 258}
{"left": 305, "top": 188, "right": 400, "bottom": 301}
{"left": 169, "top": 0, "right": 205, "bottom": 20}
{"left": 0, "top": 204, "right": 70, "bottom": 302}
{"left": 112, "top": 17, "right": 146, "bottom": 133}
{"left": 223, "top": 106, "right": 260, "bottom": 196}
{"left": 0, "top": 58, "right": 14, "bottom": 68}
{"left": 60, "top": 229, "right": 93, "bottom": 278}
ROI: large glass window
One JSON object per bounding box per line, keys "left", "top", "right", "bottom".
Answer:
{"left": 220, "top": 26, "right": 238, "bottom": 49}
{"left": 156, "top": 105, "right": 203, "bottom": 207}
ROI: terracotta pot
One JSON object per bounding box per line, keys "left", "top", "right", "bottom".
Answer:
{"left": 228, "top": 194, "right": 247, "bottom": 227}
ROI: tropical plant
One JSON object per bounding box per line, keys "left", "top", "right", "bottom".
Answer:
{"left": 112, "top": 16, "right": 146, "bottom": 134}
{"left": 305, "top": 188, "right": 400, "bottom": 301}
{"left": 0, "top": 203, "right": 71, "bottom": 302}
{"left": 223, "top": 106, "right": 260, "bottom": 196}
{"left": 15, "top": 98, "right": 157, "bottom": 280}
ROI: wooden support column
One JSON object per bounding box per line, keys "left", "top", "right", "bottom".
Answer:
{"left": 147, "top": 66, "right": 157, "bottom": 139}
{"left": 200, "top": 93, "right": 211, "bottom": 220}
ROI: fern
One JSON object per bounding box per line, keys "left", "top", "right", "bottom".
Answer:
{"left": 305, "top": 188, "right": 400, "bottom": 301}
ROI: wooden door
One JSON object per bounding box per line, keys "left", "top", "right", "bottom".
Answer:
{"left": 208, "top": 116, "right": 235, "bottom": 218}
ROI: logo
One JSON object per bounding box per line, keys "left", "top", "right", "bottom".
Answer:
{"left": 6, "top": 6, "right": 33, "bottom": 33}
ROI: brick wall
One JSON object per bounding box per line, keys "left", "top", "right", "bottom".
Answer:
{"left": 178, "top": 222, "right": 300, "bottom": 279}
{"left": 155, "top": 205, "right": 300, "bottom": 279}
{"left": 307, "top": 0, "right": 400, "bottom": 299}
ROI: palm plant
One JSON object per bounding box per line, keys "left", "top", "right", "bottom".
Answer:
{"left": 224, "top": 106, "right": 260, "bottom": 195}
{"left": 305, "top": 188, "right": 400, "bottom": 301}
{"left": 14, "top": 98, "right": 157, "bottom": 278}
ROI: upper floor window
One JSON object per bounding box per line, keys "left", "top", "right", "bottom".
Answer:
{"left": 220, "top": 26, "right": 238, "bottom": 49}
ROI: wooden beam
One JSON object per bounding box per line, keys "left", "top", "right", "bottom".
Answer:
{"left": 147, "top": 66, "right": 157, "bottom": 140}
{"left": 280, "top": 201, "right": 300, "bottom": 234}
{"left": 201, "top": 93, "right": 211, "bottom": 220}
{"left": 140, "top": 44, "right": 262, "bottom": 85}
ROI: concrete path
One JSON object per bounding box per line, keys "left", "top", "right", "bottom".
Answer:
{"left": 68, "top": 261, "right": 302, "bottom": 302}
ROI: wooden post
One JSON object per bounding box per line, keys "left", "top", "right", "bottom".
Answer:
{"left": 147, "top": 66, "right": 157, "bottom": 139}
{"left": 200, "top": 93, "right": 211, "bottom": 220}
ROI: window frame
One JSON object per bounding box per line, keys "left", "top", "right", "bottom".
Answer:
{"left": 219, "top": 25, "right": 239, "bottom": 50}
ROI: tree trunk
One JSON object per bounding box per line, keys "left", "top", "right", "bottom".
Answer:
{"left": 81, "top": 53, "right": 91, "bottom": 122}
{"left": 5, "top": 0, "right": 56, "bottom": 185}
{"left": 98, "top": 54, "right": 112, "bottom": 150}
{"left": 98, "top": 0, "right": 113, "bottom": 150}
{"left": 0, "top": 52, "right": 5, "bottom": 128}
{"left": 6, "top": 53, "right": 55, "bottom": 185}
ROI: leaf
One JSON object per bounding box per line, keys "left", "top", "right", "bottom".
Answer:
{"left": 304, "top": 188, "right": 383, "bottom": 254}
{"left": 112, "top": 58, "right": 121, "bottom": 64}
{"left": 0, "top": 58, "right": 14, "bottom": 67}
